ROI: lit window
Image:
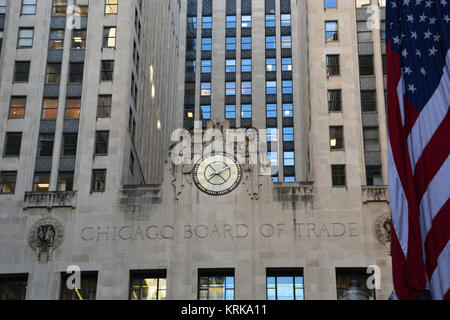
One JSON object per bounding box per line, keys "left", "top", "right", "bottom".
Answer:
{"left": 266, "top": 36, "right": 276, "bottom": 49}
{"left": 284, "top": 152, "right": 295, "bottom": 166}
{"left": 226, "top": 59, "right": 236, "bottom": 73}
{"left": 105, "top": 0, "right": 118, "bottom": 14}
{"left": 129, "top": 271, "right": 167, "bottom": 300}
{"left": 18, "top": 28, "right": 34, "bottom": 48}
{"left": 226, "top": 37, "right": 236, "bottom": 50}
{"left": 265, "top": 15, "right": 275, "bottom": 27}
{"left": 202, "top": 16, "right": 212, "bottom": 29}
{"left": 283, "top": 103, "right": 293, "bottom": 117}
{"left": 283, "top": 127, "right": 294, "bottom": 142}
{"left": 198, "top": 270, "right": 234, "bottom": 300}
{"left": 241, "top": 104, "right": 252, "bottom": 118}
{"left": 241, "top": 16, "right": 251, "bottom": 28}
{"left": 282, "top": 58, "right": 292, "bottom": 71}
{"left": 241, "top": 37, "right": 252, "bottom": 50}
{"left": 241, "top": 82, "right": 252, "bottom": 95}
{"left": 201, "top": 82, "right": 211, "bottom": 96}
{"left": 281, "top": 14, "right": 291, "bottom": 27}
{"left": 266, "top": 58, "right": 276, "bottom": 72}
{"left": 225, "top": 105, "right": 236, "bottom": 119}
{"left": 325, "top": 21, "right": 338, "bottom": 41}
{"left": 226, "top": 15, "right": 236, "bottom": 28}
{"left": 201, "top": 105, "right": 211, "bottom": 120}
{"left": 281, "top": 36, "right": 291, "bottom": 49}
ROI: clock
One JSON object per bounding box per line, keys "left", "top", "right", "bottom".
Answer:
{"left": 192, "top": 152, "right": 243, "bottom": 196}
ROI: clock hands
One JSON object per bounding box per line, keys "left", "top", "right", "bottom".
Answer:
{"left": 206, "top": 164, "right": 232, "bottom": 181}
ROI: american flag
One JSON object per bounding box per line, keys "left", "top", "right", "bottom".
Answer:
{"left": 386, "top": 0, "right": 449, "bottom": 300}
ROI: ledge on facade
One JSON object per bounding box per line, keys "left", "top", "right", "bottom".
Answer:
{"left": 23, "top": 191, "right": 77, "bottom": 210}
{"left": 120, "top": 184, "right": 163, "bottom": 206}
{"left": 362, "top": 185, "right": 389, "bottom": 204}
{"left": 273, "top": 181, "right": 314, "bottom": 203}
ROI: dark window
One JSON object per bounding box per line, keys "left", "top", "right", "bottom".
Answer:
{"left": 60, "top": 272, "right": 98, "bottom": 300}
{"left": 266, "top": 269, "right": 304, "bottom": 300}
{"left": 4, "top": 133, "right": 22, "bottom": 157}
{"left": 68, "top": 62, "right": 84, "bottom": 83}
{"left": 33, "top": 172, "right": 50, "bottom": 192}
{"left": 330, "top": 126, "right": 344, "bottom": 150}
{"left": 71, "top": 29, "right": 87, "bottom": 49}
{"left": 9, "top": 96, "right": 26, "bottom": 119}
{"left": 187, "top": 16, "right": 197, "bottom": 30}
{"left": 62, "top": 133, "right": 78, "bottom": 156}
{"left": 382, "top": 54, "right": 387, "bottom": 75}
{"left": 0, "top": 274, "right": 28, "bottom": 300}
{"left": 57, "top": 171, "right": 74, "bottom": 191}
{"left": 326, "top": 55, "right": 339, "bottom": 76}
{"left": 328, "top": 90, "right": 342, "bottom": 112}
{"left": 38, "top": 134, "right": 55, "bottom": 157}
{"left": 331, "top": 165, "right": 346, "bottom": 187}
{"left": 49, "top": 29, "right": 64, "bottom": 49}
{"left": 363, "top": 127, "right": 381, "bottom": 152}
{"left": 129, "top": 270, "right": 167, "bottom": 300}
{"left": 91, "top": 169, "right": 106, "bottom": 192}
{"left": 97, "top": 95, "right": 112, "bottom": 118}
{"left": 198, "top": 269, "right": 234, "bottom": 300}
{"left": 100, "top": 60, "right": 114, "bottom": 81}
{"left": 13, "top": 61, "right": 30, "bottom": 82}
{"left": 95, "top": 131, "right": 109, "bottom": 155}
{"left": 0, "top": 172, "right": 17, "bottom": 194}
{"left": 366, "top": 166, "right": 383, "bottom": 186}
{"left": 359, "top": 55, "right": 374, "bottom": 76}
{"left": 46, "top": 63, "right": 62, "bottom": 84}
{"left": 361, "top": 90, "right": 377, "bottom": 112}
{"left": 336, "top": 268, "right": 376, "bottom": 300}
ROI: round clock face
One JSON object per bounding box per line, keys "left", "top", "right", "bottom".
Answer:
{"left": 193, "top": 152, "right": 243, "bottom": 196}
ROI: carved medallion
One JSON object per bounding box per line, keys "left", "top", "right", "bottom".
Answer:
{"left": 27, "top": 216, "right": 65, "bottom": 263}
{"left": 374, "top": 214, "right": 392, "bottom": 255}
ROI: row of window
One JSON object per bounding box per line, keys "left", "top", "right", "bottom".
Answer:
{"left": 0, "top": 267, "right": 376, "bottom": 300}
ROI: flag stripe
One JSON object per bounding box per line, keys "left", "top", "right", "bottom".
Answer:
{"left": 429, "top": 241, "right": 450, "bottom": 300}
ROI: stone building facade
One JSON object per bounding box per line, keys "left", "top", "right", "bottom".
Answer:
{"left": 0, "top": 0, "right": 393, "bottom": 300}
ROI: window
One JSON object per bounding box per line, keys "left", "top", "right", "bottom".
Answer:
{"left": 326, "top": 55, "right": 340, "bottom": 75}
{"left": 266, "top": 81, "right": 276, "bottom": 95}
{"left": 61, "top": 272, "right": 98, "bottom": 300}
{"left": 283, "top": 127, "right": 294, "bottom": 142}
{"left": 201, "top": 60, "right": 211, "bottom": 73}
{"left": 241, "top": 59, "right": 252, "bottom": 72}
{"left": 331, "top": 165, "right": 346, "bottom": 187}
{"left": 267, "top": 269, "right": 304, "bottom": 300}
{"left": 265, "top": 15, "right": 275, "bottom": 27}
{"left": 226, "top": 59, "right": 236, "bottom": 73}
{"left": 225, "top": 37, "right": 236, "bottom": 50}
{"left": 366, "top": 166, "right": 383, "bottom": 186}
{"left": 129, "top": 271, "right": 167, "bottom": 300}
{"left": 0, "top": 172, "right": 17, "bottom": 194}
{"left": 202, "top": 16, "right": 212, "bottom": 29}
{"left": 241, "top": 82, "right": 252, "bottom": 95}
{"left": 9, "top": 97, "right": 26, "bottom": 119}
{"left": 282, "top": 103, "right": 293, "bottom": 117}
{"left": 71, "top": 29, "right": 87, "bottom": 49}
{"left": 382, "top": 54, "right": 387, "bottom": 75}
{"left": 284, "top": 151, "right": 295, "bottom": 166}
{"left": 241, "top": 37, "right": 251, "bottom": 50}
{"left": 46, "top": 63, "right": 62, "bottom": 84}
{"left": 75, "top": 0, "right": 88, "bottom": 15}
{"left": 103, "top": 27, "right": 116, "bottom": 48}
{"left": 91, "top": 169, "right": 106, "bottom": 192}
{"left": 3, "top": 133, "right": 22, "bottom": 157}
{"left": 268, "top": 152, "right": 278, "bottom": 167}
{"left": 43, "top": 98, "right": 58, "bottom": 119}
{"left": 336, "top": 268, "right": 376, "bottom": 300}
{"left": 267, "top": 128, "right": 278, "bottom": 142}
{"left": 359, "top": 55, "right": 374, "bottom": 76}
{"left": 68, "top": 62, "right": 84, "bottom": 83}
{"left": 266, "top": 58, "right": 276, "bottom": 72}
{"left": 225, "top": 82, "right": 235, "bottom": 96}
{"left": 330, "top": 126, "right": 344, "bottom": 150}
{"left": 65, "top": 98, "right": 81, "bottom": 119}
{"left": 33, "top": 172, "right": 50, "bottom": 192}
{"left": 241, "top": 16, "right": 251, "bottom": 28}
{"left": 0, "top": 0, "right": 6, "bottom": 14}
{"left": 200, "top": 105, "right": 211, "bottom": 120}
{"left": 266, "top": 104, "right": 277, "bottom": 118}
{"left": 186, "top": 60, "right": 196, "bottom": 73}
{"left": 18, "top": 28, "right": 34, "bottom": 48}
{"left": 201, "top": 82, "right": 211, "bottom": 96}
{"left": 225, "top": 105, "right": 236, "bottom": 119}
{"left": 361, "top": 90, "right": 377, "bottom": 112}
{"left": 0, "top": 275, "right": 28, "bottom": 300}
{"left": 325, "top": 21, "right": 338, "bottom": 41}
{"left": 21, "top": 0, "right": 37, "bottom": 15}
{"left": 198, "top": 269, "right": 234, "bottom": 300}
{"left": 266, "top": 36, "right": 276, "bottom": 49}
{"left": 105, "top": 0, "right": 118, "bottom": 14}
{"left": 52, "top": 0, "right": 67, "bottom": 16}
{"left": 0, "top": 29, "right": 3, "bottom": 52}
{"left": 202, "top": 38, "right": 212, "bottom": 51}
{"left": 185, "top": 83, "right": 195, "bottom": 97}
{"left": 226, "top": 15, "right": 236, "bottom": 28}
{"left": 328, "top": 90, "right": 342, "bottom": 112}
{"left": 62, "top": 133, "right": 77, "bottom": 157}
{"left": 13, "top": 61, "right": 30, "bottom": 82}
{"left": 282, "top": 80, "right": 293, "bottom": 94}
{"left": 324, "top": 0, "right": 338, "bottom": 8}
{"left": 186, "top": 38, "right": 196, "bottom": 52}
{"left": 97, "top": 95, "right": 112, "bottom": 118}
{"left": 38, "top": 134, "right": 54, "bottom": 157}
{"left": 282, "top": 58, "right": 292, "bottom": 71}
{"left": 281, "top": 36, "right": 291, "bottom": 49}
{"left": 57, "top": 171, "right": 74, "bottom": 191}
{"left": 241, "top": 104, "right": 252, "bottom": 119}
{"left": 281, "top": 14, "right": 291, "bottom": 27}
{"left": 187, "top": 16, "right": 197, "bottom": 30}
{"left": 100, "top": 60, "right": 114, "bottom": 81}
{"left": 49, "top": 29, "right": 64, "bottom": 49}
{"left": 95, "top": 131, "right": 109, "bottom": 155}
{"left": 363, "top": 127, "right": 380, "bottom": 151}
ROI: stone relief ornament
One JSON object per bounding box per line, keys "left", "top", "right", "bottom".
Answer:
{"left": 27, "top": 216, "right": 65, "bottom": 263}
{"left": 374, "top": 214, "right": 392, "bottom": 255}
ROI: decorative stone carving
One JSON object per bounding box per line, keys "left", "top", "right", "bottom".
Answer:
{"left": 362, "top": 186, "right": 388, "bottom": 204}
{"left": 27, "top": 216, "right": 65, "bottom": 263}
{"left": 23, "top": 191, "right": 77, "bottom": 210}
{"left": 374, "top": 214, "right": 392, "bottom": 255}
